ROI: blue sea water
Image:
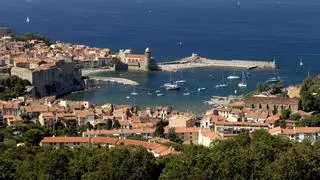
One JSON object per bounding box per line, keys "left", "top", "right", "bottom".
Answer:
{"left": 1, "top": 0, "right": 320, "bottom": 113}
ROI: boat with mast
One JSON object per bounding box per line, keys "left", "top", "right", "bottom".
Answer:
{"left": 266, "top": 67, "right": 281, "bottom": 83}
{"left": 176, "top": 71, "right": 187, "bottom": 83}
{"left": 130, "top": 88, "right": 138, "bottom": 96}
{"left": 238, "top": 72, "right": 247, "bottom": 87}
{"left": 299, "top": 56, "right": 303, "bottom": 66}
{"left": 164, "top": 72, "right": 180, "bottom": 90}
{"left": 227, "top": 70, "right": 240, "bottom": 80}
{"left": 215, "top": 71, "right": 228, "bottom": 88}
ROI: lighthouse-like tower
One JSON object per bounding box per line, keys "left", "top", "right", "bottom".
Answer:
{"left": 144, "top": 47, "right": 151, "bottom": 71}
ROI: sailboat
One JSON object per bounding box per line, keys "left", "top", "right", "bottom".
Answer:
{"left": 198, "top": 87, "right": 206, "bottom": 92}
{"left": 26, "top": 17, "right": 30, "bottom": 23}
{"left": 299, "top": 56, "right": 303, "bottom": 66}
{"left": 130, "top": 88, "right": 138, "bottom": 96}
{"left": 176, "top": 71, "right": 187, "bottom": 83}
{"left": 266, "top": 67, "right": 281, "bottom": 83}
{"left": 147, "top": 89, "right": 152, "bottom": 95}
{"left": 155, "top": 90, "right": 161, "bottom": 93}
{"left": 164, "top": 72, "right": 180, "bottom": 90}
{"left": 215, "top": 71, "right": 228, "bottom": 88}
{"left": 227, "top": 70, "right": 240, "bottom": 80}
{"left": 238, "top": 72, "right": 247, "bottom": 87}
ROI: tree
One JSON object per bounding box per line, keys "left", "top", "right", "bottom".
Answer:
{"left": 23, "top": 129, "right": 44, "bottom": 146}
{"left": 107, "top": 119, "right": 113, "bottom": 130}
{"left": 290, "top": 113, "right": 301, "bottom": 121}
{"left": 154, "top": 120, "right": 168, "bottom": 138}
{"left": 113, "top": 119, "right": 121, "bottom": 129}
{"left": 280, "top": 109, "right": 291, "bottom": 120}
{"left": 167, "top": 128, "right": 182, "bottom": 144}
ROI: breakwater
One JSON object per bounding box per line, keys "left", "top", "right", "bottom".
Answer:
{"left": 81, "top": 67, "right": 115, "bottom": 76}
{"left": 86, "top": 76, "right": 140, "bottom": 86}
{"left": 159, "top": 55, "right": 276, "bottom": 72}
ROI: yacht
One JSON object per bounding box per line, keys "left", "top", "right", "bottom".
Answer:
{"left": 299, "top": 56, "right": 303, "bottom": 66}
{"left": 26, "top": 17, "right": 30, "bottom": 23}
{"left": 238, "top": 72, "right": 247, "bottom": 87}
{"left": 147, "top": 89, "right": 152, "bottom": 95}
{"left": 130, "top": 88, "right": 138, "bottom": 96}
{"left": 155, "top": 90, "right": 161, "bottom": 93}
{"left": 156, "top": 93, "right": 164, "bottom": 97}
{"left": 126, "top": 96, "right": 130, "bottom": 99}
{"left": 227, "top": 70, "right": 240, "bottom": 80}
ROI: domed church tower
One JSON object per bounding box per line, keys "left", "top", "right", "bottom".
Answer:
{"left": 144, "top": 47, "right": 151, "bottom": 71}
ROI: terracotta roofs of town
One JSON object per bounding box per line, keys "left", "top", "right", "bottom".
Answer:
{"left": 131, "top": 122, "right": 154, "bottom": 129}
{"left": 41, "top": 111, "right": 54, "bottom": 118}
{"left": 41, "top": 136, "right": 178, "bottom": 157}
{"left": 214, "top": 121, "right": 269, "bottom": 127}
{"left": 277, "top": 127, "right": 320, "bottom": 135}
{"left": 126, "top": 54, "right": 145, "bottom": 60}
{"left": 42, "top": 137, "right": 90, "bottom": 143}
{"left": 90, "top": 137, "right": 119, "bottom": 145}
{"left": 84, "top": 128, "right": 155, "bottom": 135}
{"left": 246, "top": 112, "right": 269, "bottom": 119}
{"left": 244, "top": 97, "right": 300, "bottom": 105}
{"left": 265, "top": 113, "right": 280, "bottom": 124}
{"left": 201, "top": 130, "right": 223, "bottom": 140}
{"left": 75, "top": 110, "right": 94, "bottom": 117}
{"left": 166, "top": 127, "right": 200, "bottom": 133}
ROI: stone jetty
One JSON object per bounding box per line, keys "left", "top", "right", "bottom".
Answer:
{"left": 159, "top": 54, "right": 276, "bottom": 72}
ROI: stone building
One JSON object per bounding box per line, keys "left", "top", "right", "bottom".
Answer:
{"left": 117, "top": 48, "right": 158, "bottom": 71}
{"left": 244, "top": 97, "right": 300, "bottom": 113}
{"left": 11, "top": 59, "right": 84, "bottom": 97}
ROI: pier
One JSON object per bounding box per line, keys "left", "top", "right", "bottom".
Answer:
{"left": 158, "top": 55, "right": 276, "bottom": 72}
{"left": 88, "top": 76, "right": 140, "bottom": 86}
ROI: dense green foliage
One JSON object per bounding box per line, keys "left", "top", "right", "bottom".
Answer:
{"left": 0, "top": 76, "right": 31, "bottom": 100}
{"left": 1, "top": 130, "right": 320, "bottom": 179}
{"left": 300, "top": 76, "right": 320, "bottom": 112}
{"left": 14, "top": 32, "right": 50, "bottom": 45}
{"left": 154, "top": 120, "right": 169, "bottom": 137}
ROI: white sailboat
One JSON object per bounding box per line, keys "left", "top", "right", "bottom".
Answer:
{"left": 164, "top": 72, "right": 180, "bottom": 90}
{"left": 266, "top": 68, "right": 281, "bottom": 83}
{"left": 215, "top": 71, "right": 228, "bottom": 88}
{"left": 130, "top": 88, "right": 138, "bottom": 96}
{"left": 126, "top": 96, "right": 130, "bottom": 99}
{"left": 176, "top": 71, "right": 187, "bottom": 83}
{"left": 227, "top": 70, "right": 240, "bottom": 80}
{"left": 198, "top": 87, "right": 206, "bottom": 92}
{"left": 156, "top": 93, "right": 164, "bottom": 97}
{"left": 155, "top": 90, "right": 161, "bottom": 93}
{"left": 299, "top": 56, "right": 303, "bottom": 66}
{"left": 238, "top": 72, "right": 247, "bottom": 87}
{"left": 26, "top": 17, "right": 30, "bottom": 23}
{"left": 147, "top": 89, "right": 152, "bottom": 95}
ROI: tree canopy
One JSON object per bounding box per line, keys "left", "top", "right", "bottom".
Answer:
{"left": 1, "top": 130, "right": 320, "bottom": 179}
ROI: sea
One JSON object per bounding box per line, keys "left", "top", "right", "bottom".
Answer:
{"left": 1, "top": 0, "right": 320, "bottom": 114}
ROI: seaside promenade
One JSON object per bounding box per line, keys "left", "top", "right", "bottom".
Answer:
{"left": 159, "top": 55, "right": 276, "bottom": 72}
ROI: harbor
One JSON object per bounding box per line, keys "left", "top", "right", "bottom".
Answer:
{"left": 158, "top": 54, "right": 276, "bottom": 72}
